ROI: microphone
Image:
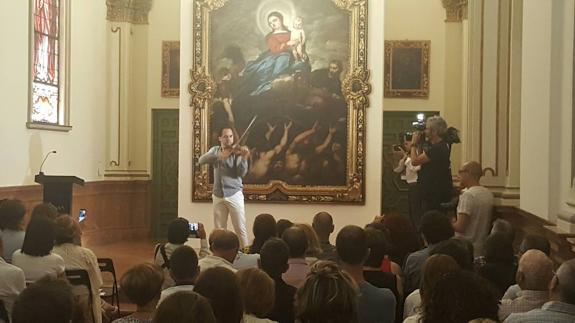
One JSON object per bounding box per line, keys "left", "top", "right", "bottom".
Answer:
{"left": 39, "top": 150, "right": 57, "bottom": 175}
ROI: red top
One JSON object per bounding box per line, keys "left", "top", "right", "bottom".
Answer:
{"left": 266, "top": 32, "right": 291, "bottom": 54}
{"left": 380, "top": 257, "right": 392, "bottom": 273}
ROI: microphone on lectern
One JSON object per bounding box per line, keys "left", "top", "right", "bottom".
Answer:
{"left": 39, "top": 150, "right": 57, "bottom": 175}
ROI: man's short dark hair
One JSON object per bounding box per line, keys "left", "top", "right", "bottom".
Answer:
{"left": 282, "top": 227, "right": 308, "bottom": 258}
{"left": 364, "top": 227, "right": 388, "bottom": 268}
{"left": 420, "top": 211, "right": 454, "bottom": 244}
{"left": 485, "top": 232, "right": 515, "bottom": 263}
{"left": 430, "top": 238, "right": 474, "bottom": 271}
{"left": 211, "top": 230, "right": 240, "bottom": 251}
{"left": 12, "top": 277, "right": 74, "bottom": 323}
{"left": 276, "top": 219, "right": 294, "bottom": 238}
{"left": 260, "top": 238, "right": 290, "bottom": 277}
{"left": 249, "top": 213, "right": 277, "bottom": 254}
{"left": 312, "top": 212, "right": 334, "bottom": 236}
{"left": 170, "top": 246, "right": 199, "bottom": 282}
{"left": 121, "top": 263, "right": 164, "bottom": 307}
{"left": 336, "top": 225, "right": 368, "bottom": 266}
{"left": 167, "top": 218, "right": 190, "bottom": 244}
{"left": 519, "top": 234, "right": 551, "bottom": 256}
{"left": 0, "top": 199, "right": 26, "bottom": 230}
{"left": 21, "top": 215, "right": 55, "bottom": 257}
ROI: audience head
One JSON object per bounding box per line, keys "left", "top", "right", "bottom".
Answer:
{"left": 0, "top": 199, "right": 26, "bottom": 231}
{"left": 259, "top": 238, "right": 290, "bottom": 277}
{"left": 30, "top": 203, "right": 59, "bottom": 220}
{"left": 459, "top": 161, "right": 483, "bottom": 186}
{"left": 296, "top": 261, "right": 358, "bottom": 323}
{"left": 282, "top": 226, "right": 308, "bottom": 258}
{"left": 167, "top": 217, "right": 191, "bottom": 245}
{"left": 430, "top": 238, "right": 474, "bottom": 271}
{"left": 209, "top": 229, "right": 240, "bottom": 263}
{"left": 422, "top": 270, "right": 499, "bottom": 323}
{"left": 516, "top": 250, "right": 554, "bottom": 291}
{"left": 364, "top": 227, "right": 388, "bottom": 268}
{"left": 249, "top": 213, "right": 276, "bottom": 254}
{"left": 312, "top": 211, "right": 334, "bottom": 240}
{"left": 296, "top": 223, "right": 322, "bottom": 258}
{"left": 518, "top": 234, "right": 551, "bottom": 256}
{"left": 21, "top": 215, "right": 56, "bottom": 257}
{"left": 550, "top": 258, "right": 575, "bottom": 304}
{"left": 420, "top": 254, "right": 460, "bottom": 298}
{"left": 336, "top": 225, "right": 368, "bottom": 266}
{"left": 153, "top": 292, "right": 216, "bottom": 323}
{"left": 276, "top": 219, "right": 294, "bottom": 238}
{"left": 54, "top": 215, "right": 82, "bottom": 245}
{"left": 12, "top": 277, "right": 74, "bottom": 323}
{"left": 237, "top": 268, "right": 275, "bottom": 318}
{"left": 490, "top": 219, "right": 516, "bottom": 242}
{"left": 484, "top": 232, "right": 515, "bottom": 264}
{"left": 194, "top": 267, "right": 243, "bottom": 323}
{"left": 380, "top": 211, "right": 421, "bottom": 262}
{"left": 419, "top": 210, "right": 454, "bottom": 245}
{"left": 120, "top": 263, "right": 164, "bottom": 308}
{"left": 426, "top": 115, "right": 448, "bottom": 138}
{"left": 169, "top": 246, "right": 199, "bottom": 284}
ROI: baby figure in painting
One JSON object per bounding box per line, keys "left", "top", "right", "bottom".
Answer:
{"left": 290, "top": 16, "right": 306, "bottom": 61}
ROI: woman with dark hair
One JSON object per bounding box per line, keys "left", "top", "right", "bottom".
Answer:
{"left": 0, "top": 199, "right": 26, "bottom": 263}
{"left": 378, "top": 212, "right": 421, "bottom": 267}
{"left": 249, "top": 213, "right": 276, "bottom": 254}
{"left": 12, "top": 215, "right": 64, "bottom": 283}
{"left": 153, "top": 292, "right": 216, "bottom": 323}
{"left": 477, "top": 232, "right": 517, "bottom": 297}
{"left": 195, "top": 267, "right": 243, "bottom": 323}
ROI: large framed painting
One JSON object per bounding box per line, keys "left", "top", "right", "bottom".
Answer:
{"left": 384, "top": 40, "right": 430, "bottom": 99}
{"left": 190, "top": 0, "right": 370, "bottom": 203}
{"left": 162, "top": 41, "right": 180, "bottom": 97}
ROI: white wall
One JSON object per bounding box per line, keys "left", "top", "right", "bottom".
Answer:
{"left": 178, "top": 0, "right": 385, "bottom": 242}
{"left": 0, "top": 0, "right": 108, "bottom": 187}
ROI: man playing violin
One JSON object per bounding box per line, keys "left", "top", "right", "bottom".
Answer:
{"left": 199, "top": 127, "right": 250, "bottom": 247}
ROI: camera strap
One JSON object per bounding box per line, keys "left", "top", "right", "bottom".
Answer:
{"left": 154, "top": 243, "right": 170, "bottom": 269}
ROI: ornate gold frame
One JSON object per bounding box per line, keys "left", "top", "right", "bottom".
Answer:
{"left": 162, "top": 41, "right": 180, "bottom": 98}
{"left": 189, "top": 0, "right": 370, "bottom": 203}
{"left": 384, "top": 40, "right": 430, "bottom": 99}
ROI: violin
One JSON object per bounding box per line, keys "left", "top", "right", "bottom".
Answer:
{"left": 219, "top": 144, "right": 250, "bottom": 159}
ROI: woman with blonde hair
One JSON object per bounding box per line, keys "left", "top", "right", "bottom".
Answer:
{"left": 296, "top": 223, "right": 322, "bottom": 260}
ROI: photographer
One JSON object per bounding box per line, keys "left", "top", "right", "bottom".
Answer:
{"left": 393, "top": 135, "right": 422, "bottom": 228}
{"left": 410, "top": 116, "right": 454, "bottom": 213}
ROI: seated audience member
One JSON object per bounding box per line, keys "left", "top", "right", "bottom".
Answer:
{"left": 379, "top": 212, "right": 421, "bottom": 265}
{"left": 490, "top": 218, "right": 516, "bottom": 242}
{"left": 403, "top": 210, "right": 454, "bottom": 295}
{"left": 199, "top": 230, "right": 239, "bottom": 272}
{"left": 337, "top": 225, "right": 396, "bottom": 323}
{"left": 153, "top": 291, "right": 216, "bottom": 323}
{"left": 452, "top": 161, "right": 494, "bottom": 257}
{"left": 158, "top": 246, "right": 199, "bottom": 305}
{"left": 503, "top": 234, "right": 552, "bottom": 300}
{"left": 0, "top": 251, "right": 25, "bottom": 319}
{"left": 113, "top": 263, "right": 164, "bottom": 323}
{"left": 505, "top": 258, "right": 575, "bottom": 323}
{"left": 477, "top": 232, "right": 517, "bottom": 297}
{"left": 30, "top": 203, "right": 59, "bottom": 220}
{"left": 312, "top": 212, "right": 338, "bottom": 262}
{"left": 11, "top": 277, "right": 74, "bottom": 323}
{"left": 53, "top": 215, "right": 104, "bottom": 323}
{"left": 281, "top": 226, "right": 310, "bottom": 288}
{"left": 295, "top": 261, "right": 359, "bottom": 323}
{"left": 248, "top": 213, "right": 276, "bottom": 254}
{"left": 259, "top": 238, "right": 296, "bottom": 323}
{"left": 403, "top": 254, "right": 460, "bottom": 320}
{"left": 154, "top": 218, "right": 207, "bottom": 289}
{"left": 429, "top": 238, "right": 474, "bottom": 271}
{"left": 276, "top": 219, "right": 293, "bottom": 239}
{"left": 499, "top": 250, "right": 554, "bottom": 321}
{"left": 417, "top": 270, "right": 499, "bottom": 323}
{"left": 12, "top": 215, "right": 65, "bottom": 283}
{"left": 0, "top": 199, "right": 26, "bottom": 263}
{"left": 194, "top": 267, "right": 243, "bottom": 323}
{"left": 296, "top": 223, "right": 322, "bottom": 261}
{"left": 237, "top": 268, "right": 277, "bottom": 323}
{"left": 363, "top": 228, "right": 400, "bottom": 299}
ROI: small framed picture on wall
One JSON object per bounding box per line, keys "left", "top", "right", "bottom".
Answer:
{"left": 161, "top": 41, "right": 180, "bottom": 98}
{"left": 384, "top": 40, "right": 430, "bottom": 99}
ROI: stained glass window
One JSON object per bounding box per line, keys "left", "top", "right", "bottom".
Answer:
{"left": 31, "top": 0, "right": 61, "bottom": 125}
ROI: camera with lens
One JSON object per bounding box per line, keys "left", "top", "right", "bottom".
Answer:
{"left": 412, "top": 120, "right": 426, "bottom": 131}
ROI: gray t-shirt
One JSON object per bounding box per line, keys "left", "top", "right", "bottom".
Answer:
{"left": 456, "top": 186, "right": 494, "bottom": 256}
{"left": 357, "top": 282, "right": 396, "bottom": 323}
{"left": 198, "top": 146, "right": 248, "bottom": 198}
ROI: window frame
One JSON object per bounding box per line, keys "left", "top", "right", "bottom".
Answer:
{"left": 27, "top": 0, "right": 72, "bottom": 132}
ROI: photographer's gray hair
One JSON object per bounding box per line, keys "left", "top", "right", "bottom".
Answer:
{"left": 426, "top": 116, "right": 447, "bottom": 136}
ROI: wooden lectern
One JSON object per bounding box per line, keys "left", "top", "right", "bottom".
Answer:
{"left": 34, "top": 173, "right": 85, "bottom": 214}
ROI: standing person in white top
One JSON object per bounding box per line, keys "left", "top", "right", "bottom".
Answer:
{"left": 452, "top": 161, "right": 494, "bottom": 257}
{"left": 393, "top": 134, "right": 422, "bottom": 228}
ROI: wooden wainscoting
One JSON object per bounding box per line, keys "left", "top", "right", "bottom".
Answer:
{"left": 494, "top": 206, "right": 575, "bottom": 264}
{"left": 0, "top": 180, "right": 151, "bottom": 246}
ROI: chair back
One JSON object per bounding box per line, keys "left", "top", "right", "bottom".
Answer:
{"left": 65, "top": 269, "right": 95, "bottom": 323}
{"left": 97, "top": 258, "right": 120, "bottom": 313}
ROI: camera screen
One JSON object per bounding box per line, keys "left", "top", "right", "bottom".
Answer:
{"left": 79, "top": 209, "right": 87, "bottom": 222}
{"left": 189, "top": 223, "right": 198, "bottom": 232}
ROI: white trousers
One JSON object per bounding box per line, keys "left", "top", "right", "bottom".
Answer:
{"left": 212, "top": 191, "right": 249, "bottom": 248}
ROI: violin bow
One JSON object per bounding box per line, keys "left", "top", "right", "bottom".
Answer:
{"left": 233, "top": 115, "right": 258, "bottom": 148}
